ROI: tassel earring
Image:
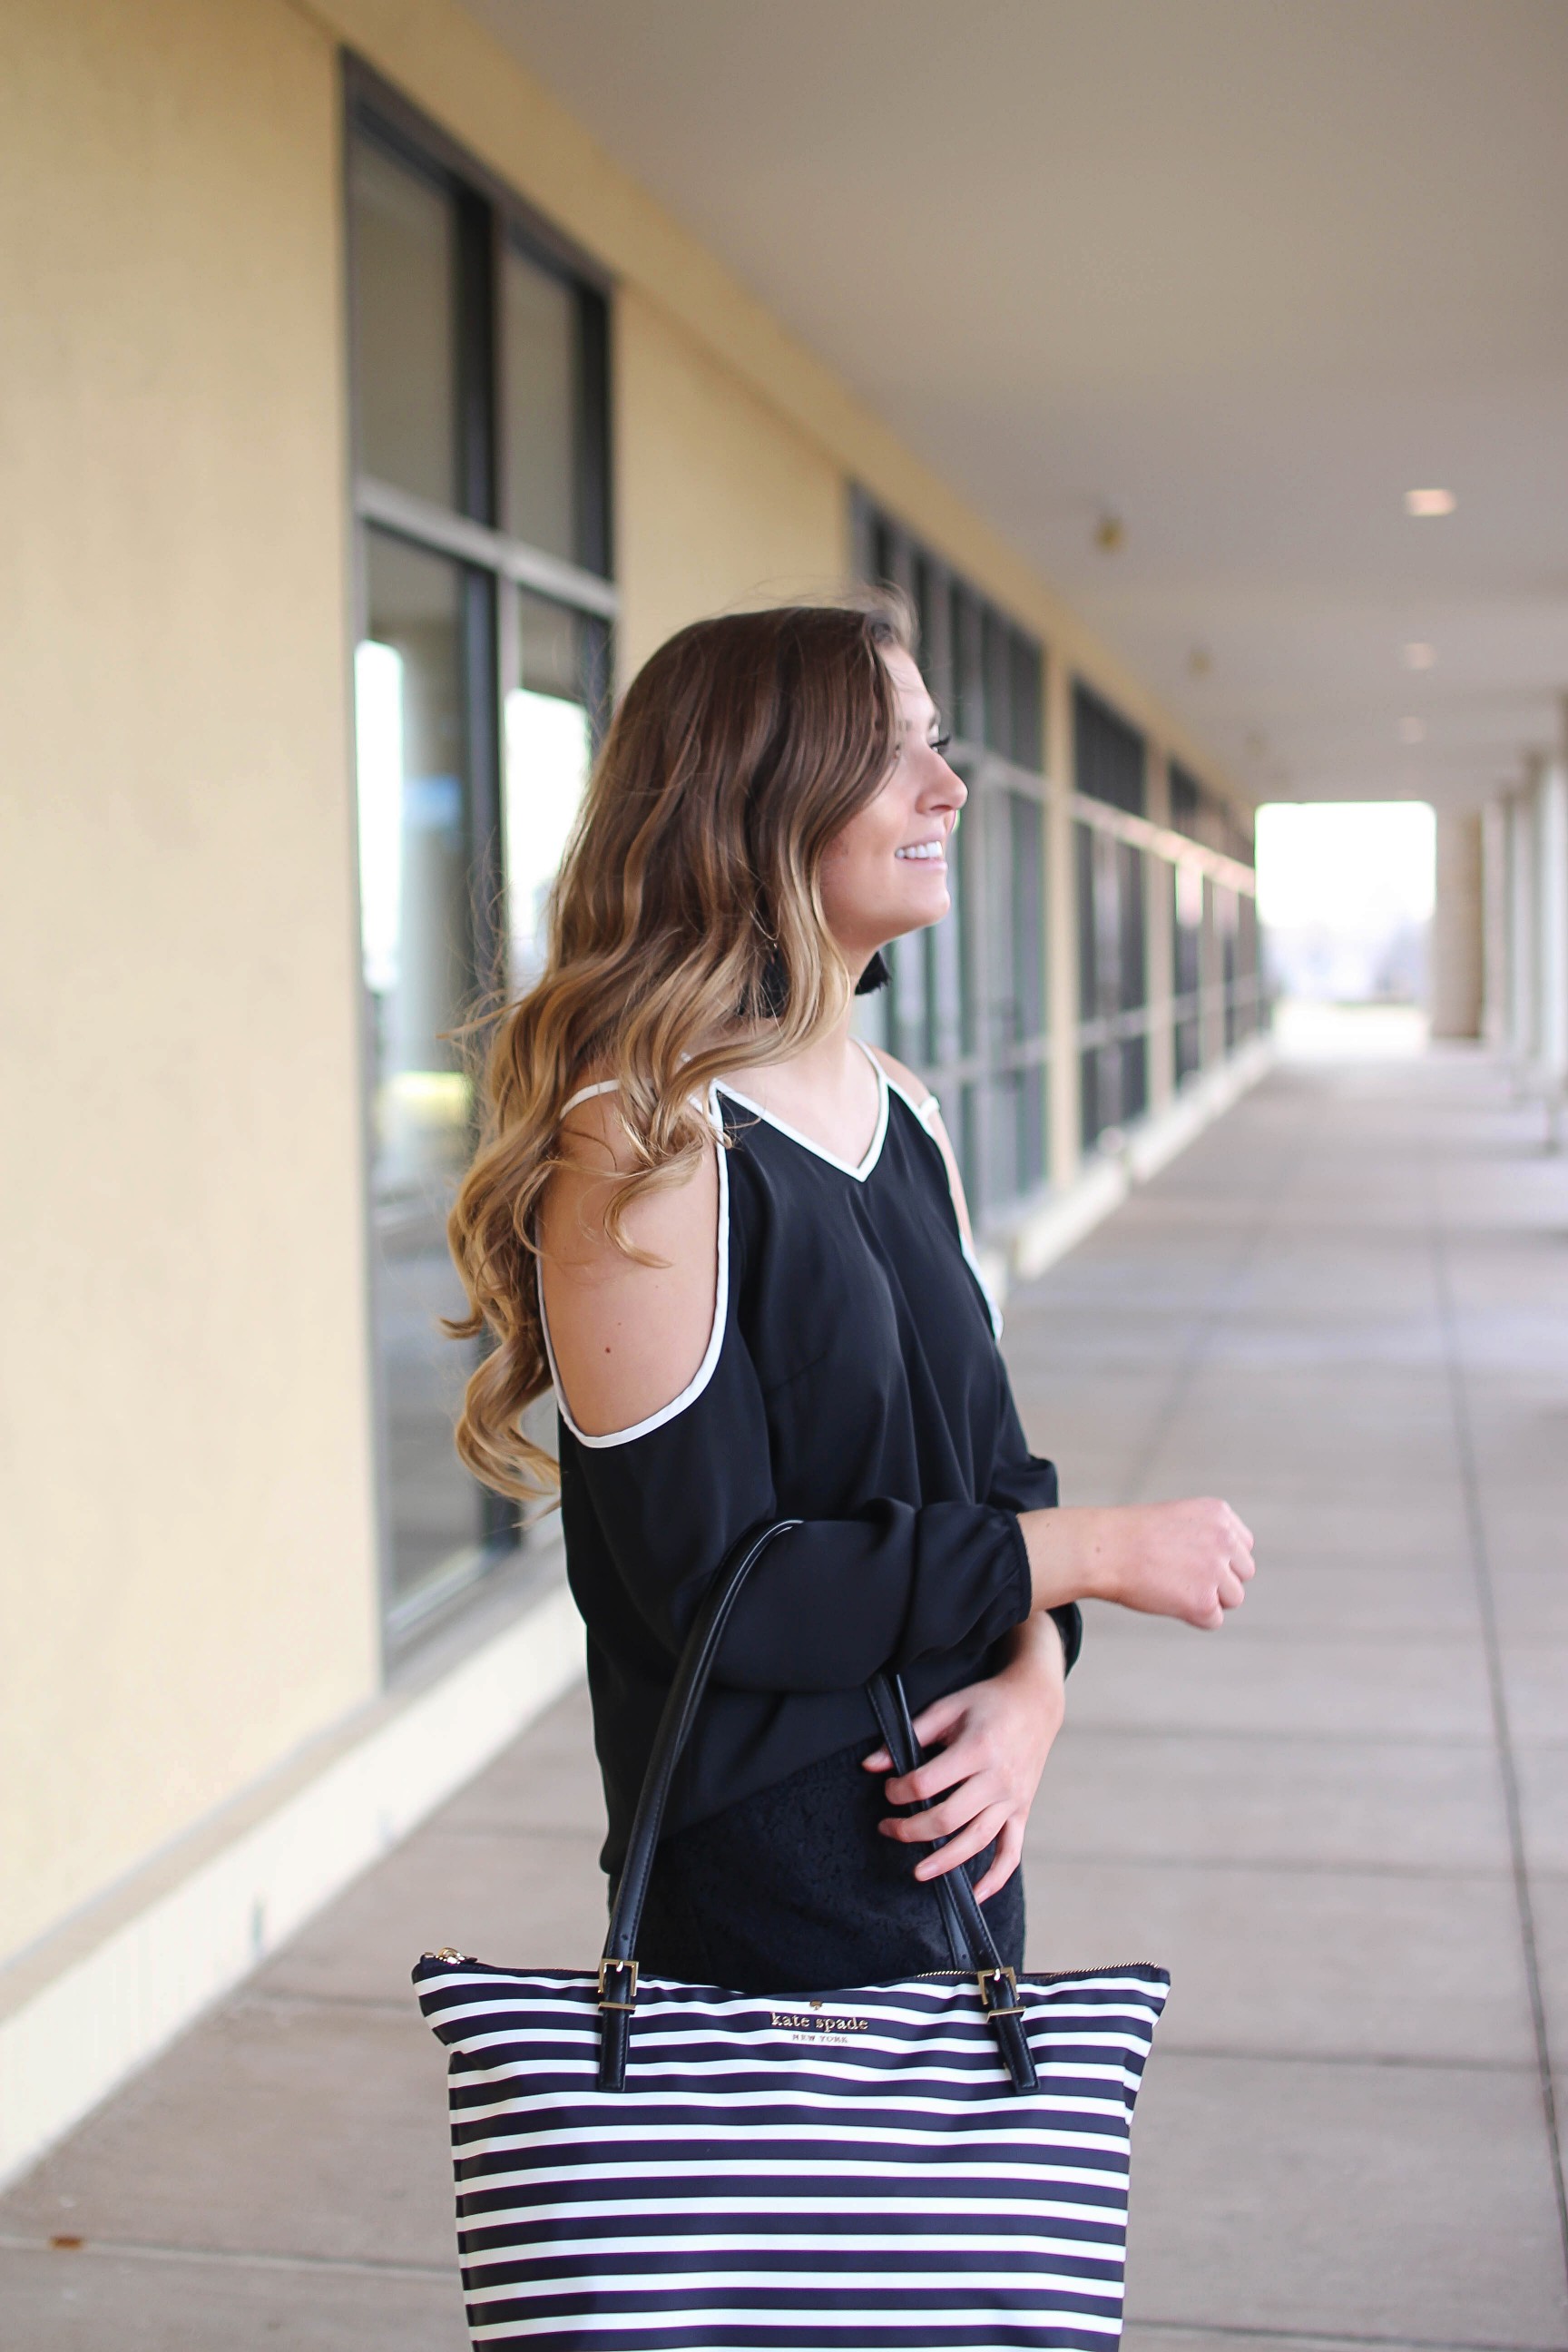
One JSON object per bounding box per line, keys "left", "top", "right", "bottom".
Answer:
{"left": 754, "top": 943, "right": 889, "bottom": 1016}
{"left": 756, "top": 944, "right": 789, "bottom": 1019}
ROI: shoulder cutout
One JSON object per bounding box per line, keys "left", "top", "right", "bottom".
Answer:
{"left": 535, "top": 1083, "right": 728, "bottom": 1446}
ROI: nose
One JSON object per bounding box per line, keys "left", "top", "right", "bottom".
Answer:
{"left": 925, "top": 753, "right": 965, "bottom": 808}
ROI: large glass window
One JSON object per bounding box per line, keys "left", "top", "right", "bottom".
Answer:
{"left": 348, "top": 81, "right": 613, "bottom": 1642}
{"left": 854, "top": 504, "right": 1258, "bottom": 1205}
{"left": 1171, "top": 760, "right": 1259, "bottom": 1055}
{"left": 1074, "top": 683, "right": 1145, "bottom": 819}
{"left": 505, "top": 593, "right": 607, "bottom": 989}
{"left": 1172, "top": 858, "right": 1205, "bottom": 1085}
{"left": 348, "top": 135, "right": 459, "bottom": 509}
{"left": 357, "top": 534, "right": 483, "bottom": 1605}
{"left": 854, "top": 497, "right": 1050, "bottom": 1221}
{"left": 1073, "top": 686, "right": 1151, "bottom": 1149}
{"left": 1076, "top": 824, "right": 1149, "bottom": 1148}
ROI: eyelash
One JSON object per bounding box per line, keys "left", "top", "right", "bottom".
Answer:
{"left": 930, "top": 734, "right": 951, "bottom": 754}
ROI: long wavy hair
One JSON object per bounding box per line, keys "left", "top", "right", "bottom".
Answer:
{"left": 446, "top": 596, "right": 913, "bottom": 1507}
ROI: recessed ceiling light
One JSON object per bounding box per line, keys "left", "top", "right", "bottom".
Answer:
{"left": 1405, "top": 488, "right": 1455, "bottom": 517}
{"left": 1403, "top": 642, "right": 1436, "bottom": 670}
{"left": 1399, "top": 717, "right": 1426, "bottom": 744}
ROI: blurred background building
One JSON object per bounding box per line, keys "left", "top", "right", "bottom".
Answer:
{"left": 3, "top": 0, "right": 1565, "bottom": 2192}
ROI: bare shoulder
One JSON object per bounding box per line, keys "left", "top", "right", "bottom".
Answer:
{"left": 537, "top": 1085, "right": 721, "bottom": 1440}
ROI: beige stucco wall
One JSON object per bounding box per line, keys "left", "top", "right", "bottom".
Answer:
{"left": 0, "top": 0, "right": 379, "bottom": 1960}
{"left": 1, "top": 0, "right": 1254, "bottom": 1979}
{"left": 1430, "top": 811, "right": 1485, "bottom": 1040}
{"left": 614, "top": 289, "right": 848, "bottom": 678}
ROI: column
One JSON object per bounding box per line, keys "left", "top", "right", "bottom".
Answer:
{"left": 1535, "top": 759, "right": 1568, "bottom": 1131}
{"left": 1480, "top": 799, "right": 1509, "bottom": 1047}
{"left": 1428, "top": 811, "right": 1484, "bottom": 1039}
{"left": 1505, "top": 779, "right": 1536, "bottom": 1080}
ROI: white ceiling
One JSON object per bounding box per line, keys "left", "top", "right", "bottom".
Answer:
{"left": 469, "top": 0, "right": 1568, "bottom": 809}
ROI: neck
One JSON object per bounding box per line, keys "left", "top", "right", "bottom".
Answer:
{"left": 713, "top": 944, "right": 880, "bottom": 1080}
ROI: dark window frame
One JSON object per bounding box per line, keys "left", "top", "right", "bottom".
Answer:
{"left": 344, "top": 58, "right": 616, "bottom": 1656}
{"left": 851, "top": 490, "right": 1052, "bottom": 1220}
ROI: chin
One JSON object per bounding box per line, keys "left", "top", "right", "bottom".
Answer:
{"left": 884, "top": 893, "right": 948, "bottom": 935}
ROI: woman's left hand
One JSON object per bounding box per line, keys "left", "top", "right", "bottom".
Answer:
{"left": 861, "top": 1612, "right": 1067, "bottom": 1903}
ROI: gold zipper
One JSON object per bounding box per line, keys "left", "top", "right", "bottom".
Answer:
{"left": 911, "top": 1964, "right": 1163, "bottom": 1984}
{"left": 418, "top": 1955, "right": 1160, "bottom": 1980}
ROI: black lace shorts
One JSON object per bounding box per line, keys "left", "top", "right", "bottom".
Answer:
{"left": 622, "top": 1735, "right": 1025, "bottom": 1998}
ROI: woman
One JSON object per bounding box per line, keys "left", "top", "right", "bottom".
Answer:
{"left": 448, "top": 598, "right": 1253, "bottom": 1996}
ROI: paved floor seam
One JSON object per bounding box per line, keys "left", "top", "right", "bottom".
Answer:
{"left": 1152, "top": 2044, "right": 1538, "bottom": 2073}
{"left": 1431, "top": 1184, "right": 1568, "bottom": 2288}
{"left": 1050, "top": 1724, "right": 1503, "bottom": 1749}
{"left": 0, "top": 2232, "right": 452, "bottom": 2281}
{"left": 1132, "top": 2323, "right": 1568, "bottom": 2352}
{"left": 1030, "top": 1851, "right": 1520, "bottom": 1881}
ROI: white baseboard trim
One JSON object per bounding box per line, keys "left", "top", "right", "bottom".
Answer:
{"left": 979, "top": 1035, "right": 1276, "bottom": 1303}
{"left": 0, "top": 1556, "right": 583, "bottom": 2192}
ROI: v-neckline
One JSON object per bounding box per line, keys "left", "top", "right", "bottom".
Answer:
{"left": 714, "top": 1038, "right": 890, "bottom": 1184}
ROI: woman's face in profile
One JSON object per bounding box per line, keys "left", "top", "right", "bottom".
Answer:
{"left": 819, "top": 646, "right": 967, "bottom": 963}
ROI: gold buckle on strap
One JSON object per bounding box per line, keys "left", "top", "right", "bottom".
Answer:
{"left": 597, "top": 1957, "right": 640, "bottom": 2011}
{"left": 977, "top": 1965, "right": 1023, "bottom": 2018}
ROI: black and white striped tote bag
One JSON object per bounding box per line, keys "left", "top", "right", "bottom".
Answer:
{"left": 416, "top": 1517, "right": 1170, "bottom": 2351}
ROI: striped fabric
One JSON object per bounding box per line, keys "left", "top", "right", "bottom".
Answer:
{"left": 416, "top": 1955, "right": 1170, "bottom": 2350}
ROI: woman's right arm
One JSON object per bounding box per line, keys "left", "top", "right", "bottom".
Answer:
{"left": 1017, "top": 1497, "right": 1256, "bottom": 1630}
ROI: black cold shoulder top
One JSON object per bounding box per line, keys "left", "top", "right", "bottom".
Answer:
{"left": 538, "top": 1037, "right": 1081, "bottom": 1884}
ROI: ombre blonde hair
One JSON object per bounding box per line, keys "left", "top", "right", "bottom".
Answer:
{"left": 446, "top": 596, "right": 913, "bottom": 1506}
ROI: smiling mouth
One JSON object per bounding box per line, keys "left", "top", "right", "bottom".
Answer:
{"left": 895, "top": 842, "right": 946, "bottom": 863}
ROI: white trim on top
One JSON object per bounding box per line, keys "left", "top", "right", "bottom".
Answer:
{"left": 877, "top": 1064, "right": 1005, "bottom": 1343}
{"left": 713, "top": 1034, "right": 890, "bottom": 1184}
{"left": 536, "top": 1082, "right": 730, "bottom": 1449}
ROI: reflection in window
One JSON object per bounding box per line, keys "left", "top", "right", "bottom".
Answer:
{"left": 1077, "top": 825, "right": 1149, "bottom": 1149}
{"left": 1008, "top": 792, "right": 1047, "bottom": 1195}
{"left": 501, "top": 245, "right": 577, "bottom": 563}
{"left": 859, "top": 495, "right": 1049, "bottom": 1220}
{"left": 505, "top": 595, "right": 601, "bottom": 990}
{"left": 348, "top": 133, "right": 457, "bottom": 510}
{"left": 1215, "top": 884, "right": 1240, "bottom": 1051}
{"left": 1173, "top": 859, "right": 1205, "bottom": 1085}
{"left": 356, "top": 531, "right": 485, "bottom": 1614}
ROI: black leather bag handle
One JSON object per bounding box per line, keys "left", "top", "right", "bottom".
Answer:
{"left": 596, "top": 1514, "right": 1036, "bottom": 2094}
{"left": 865, "top": 1670, "right": 1037, "bottom": 2094}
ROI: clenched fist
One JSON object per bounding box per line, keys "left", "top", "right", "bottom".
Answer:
{"left": 1021, "top": 1497, "right": 1255, "bottom": 1629}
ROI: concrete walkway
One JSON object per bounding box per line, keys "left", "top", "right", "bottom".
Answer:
{"left": 4, "top": 1044, "right": 1567, "bottom": 2348}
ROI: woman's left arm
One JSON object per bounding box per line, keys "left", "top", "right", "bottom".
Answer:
{"left": 861, "top": 1603, "right": 1068, "bottom": 1902}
